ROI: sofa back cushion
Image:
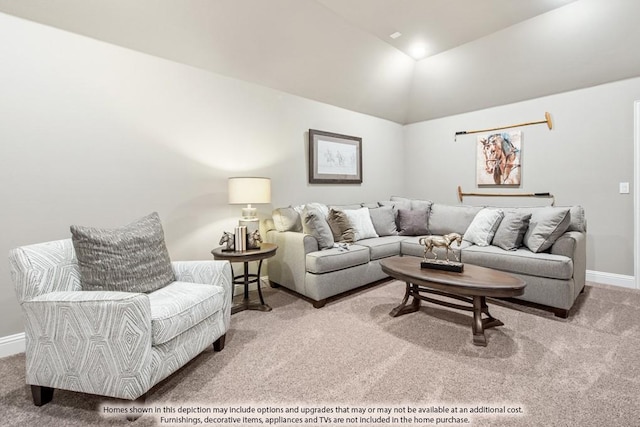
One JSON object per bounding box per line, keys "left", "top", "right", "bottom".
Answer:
{"left": 429, "top": 204, "right": 483, "bottom": 235}
{"left": 567, "top": 205, "right": 586, "bottom": 232}
{"left": 70, "top": 212, "right": 176, "bottom": 293}
{"left": 379, "top": 198, "right": 411, "bottom": 213}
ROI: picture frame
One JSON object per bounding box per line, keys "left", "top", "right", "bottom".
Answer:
{"left": 308, "top": 129, "right": 362, "bottom": 184}
{"left": 476, "top": 131, "right": 522, "bottom": 186}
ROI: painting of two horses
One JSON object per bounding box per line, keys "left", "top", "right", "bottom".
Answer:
{"left": 477, "top": 131, "right": 522, "bottom": 186}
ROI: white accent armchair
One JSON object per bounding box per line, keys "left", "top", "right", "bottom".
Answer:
{"left": 9, "top": 239, "right": 232, "bottom": 406}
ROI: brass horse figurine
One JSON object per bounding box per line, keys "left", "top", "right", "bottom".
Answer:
{"left": 419, "top": 233, "right": 462, "bottom": 262}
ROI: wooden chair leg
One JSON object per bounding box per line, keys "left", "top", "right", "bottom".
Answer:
{"left": 312, "top": 299, "right": 327, "bottom": 309}
{"left": 31, "top": 385, "right": 54, "bottom": 406}
{"left": 126, "top": 392, "right": 147, "bottom": 422}
{"left": 213, "top": 334, "right": 226, "bottom": 351}
{"left": 553, "top": 308, "right": 569, "bottom": 318}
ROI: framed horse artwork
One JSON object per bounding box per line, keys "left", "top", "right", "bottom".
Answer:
{"left": 477, "top": 131, "right": 522, "bottom": 186}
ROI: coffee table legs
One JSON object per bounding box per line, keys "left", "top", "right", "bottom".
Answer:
{"left": 391, "top": 282, "right": 504, "bottom": 346}
{"left": 472, "top": 296, "right": 504, "bottom": 346}
{"left": 390, "top": 282, "right": 421, "bottom": 317}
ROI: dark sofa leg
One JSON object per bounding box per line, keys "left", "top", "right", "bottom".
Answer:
{"left": 312, "top": 299, "right": 327, "bottom": 309}
{"left": 31, "top": 385, "right": 54, "bottom": 406}
{"left": 553, "top": 308, "right": 569, "bottom": 318}
{"left": 213, "top": 334, "right": 226, "bottom": 351}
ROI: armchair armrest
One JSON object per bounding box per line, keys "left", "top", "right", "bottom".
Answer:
{"left": 171, "top": 260, "right": 233, "bottom": 323}
{"left": 172, "top": 260, "right": 231, "bottom": 285}
{"left": 22, "top": 290, "right": 153, "bottom": 400}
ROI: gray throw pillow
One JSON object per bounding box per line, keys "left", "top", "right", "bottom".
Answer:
{"left": 492, "top": 212, "right": 532, "bottom": 251}
{"left": 302, "top": 206, "right": 334, "bottom": 250}
{"left": 523, "top": 208, "right": 571, "bottom": 253}
{"left": 70, "top": 212, "right": 176, "bottom": 293}
{"left": 397, "top": 209, "right": 429, "bottom": 236}
{"left": 368, "top": 206, "right": 398, "bottom": 236}
{"left": 327, "top": 209, "right": 355, "bottom": 243}
{"left": 463, "top": 208, "right": 504, "bottom": 246}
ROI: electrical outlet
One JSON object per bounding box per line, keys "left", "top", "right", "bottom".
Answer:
{"left": 619, "top": 182, "right": 630, "bottom": 194}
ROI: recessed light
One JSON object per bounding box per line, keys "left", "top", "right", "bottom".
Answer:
{"left": 409, "top": 44, "right": 427, "bottom": 60}
{"left": 389, "top": 32, "right": 402, "bottom": 39}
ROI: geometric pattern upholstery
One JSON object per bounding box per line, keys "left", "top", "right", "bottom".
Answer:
{"left": 149, "top": 281, "right": 225, "bottom": 345}
{"left": 9, "top": 239, "right": 232, "bottom": 401}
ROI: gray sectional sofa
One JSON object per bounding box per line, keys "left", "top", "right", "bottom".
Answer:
{"left": 265, "top": 197, "right": 586, "bottom": 318}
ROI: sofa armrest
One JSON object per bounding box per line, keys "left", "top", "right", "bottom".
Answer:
{"left": 22, "top": 291, "right": 153, "bottom": 399}
{"left": 265, "top": 230, "right": 318, "bottom": 293}
{"left": 551, "top": 231, "right": 586, "bottom": 294}
{"left": 551, "top": 231, "right": 584, "bottom": 258}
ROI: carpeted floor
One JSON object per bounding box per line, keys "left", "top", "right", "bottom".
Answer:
{"left": 1, "top": 280, "right": 639, "bottom": 426}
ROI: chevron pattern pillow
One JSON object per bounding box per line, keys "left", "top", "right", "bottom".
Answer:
{"left": 70, "top": 212, "right": 175, "bottom": 293}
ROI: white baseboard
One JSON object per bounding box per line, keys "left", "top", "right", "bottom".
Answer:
{"left": 0, "top": 332, "right": 25, "bottom": 358}
{"left": 586, "top": 270, "right": 637, "bottom": 289}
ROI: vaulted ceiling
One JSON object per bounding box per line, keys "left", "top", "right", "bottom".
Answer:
{"left": 1, "top": 0, "right": 638, "bottom": 124}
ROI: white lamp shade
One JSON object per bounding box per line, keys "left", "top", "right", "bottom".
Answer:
{"left": 228, "top": 177, "right": 271, "bottom": 204}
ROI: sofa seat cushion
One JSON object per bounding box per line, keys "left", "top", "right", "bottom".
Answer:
{"left": 400, "top": 236, "right": 472, "bottom": 259}
{"left": 306, "top": 245, "right": 370, "bottom": 274}
{"left": 148, "top": 281, "right": 224, "bottom": 345}
{"left": 357, "top": 236, "right": 405, "bottom": 260}
{"left": 462, "top": 245, "right": 573, "bottom": 280}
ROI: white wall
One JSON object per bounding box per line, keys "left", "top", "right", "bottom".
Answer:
{"left": 0, "top": 13, "right": 405, "bottom": 337}
{"left": 404, "top": 77, "right": 640, "bottom": 276}
{"left": 2, "top": 10, "right": 638, "bottom": 342}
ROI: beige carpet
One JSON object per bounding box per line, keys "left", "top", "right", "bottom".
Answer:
{"left": 1, "top": 280, "right": 639, "bottom": 426}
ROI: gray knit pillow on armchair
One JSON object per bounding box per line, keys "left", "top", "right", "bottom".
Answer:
{"left": 70, "top": 212, "right": 175, "bottom": 293}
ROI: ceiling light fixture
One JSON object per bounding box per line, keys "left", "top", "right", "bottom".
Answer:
{"left": 409, "top": 44, "right": 427, "bottom": 60}
{"left": 389, "top": 31, "right": 402, "bottom": 39}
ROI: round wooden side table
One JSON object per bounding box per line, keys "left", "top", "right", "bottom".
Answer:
{"left": 211, "top": 243, "right": 278, "bottom": 314}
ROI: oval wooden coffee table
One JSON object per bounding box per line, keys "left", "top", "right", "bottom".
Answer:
{"left": 380, "top": 256, "right": 526, "bottom": 346}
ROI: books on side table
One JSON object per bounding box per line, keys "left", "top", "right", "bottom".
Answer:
{"left": 234, "top": 226, "right": 247, "bottom": 252}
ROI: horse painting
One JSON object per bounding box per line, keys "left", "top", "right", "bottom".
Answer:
{"left": 419, "top": 233, "right": 462, "bottom": 262}
{"left": 478, "top": 132, "right": 521, "bottom": 185}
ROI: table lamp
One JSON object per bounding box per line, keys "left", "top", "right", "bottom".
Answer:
{"left": 228, "top": 177, "right": 271, "bottom": 233}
